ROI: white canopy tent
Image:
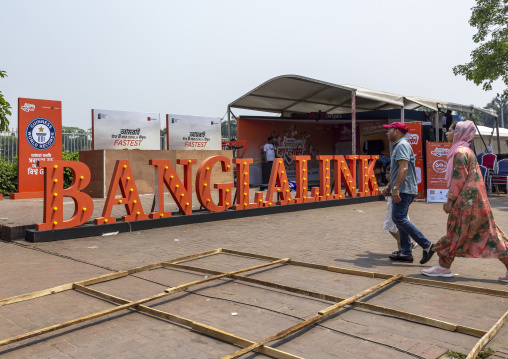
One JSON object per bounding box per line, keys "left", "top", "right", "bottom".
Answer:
{"left": 228, "top": 75, "right": 500, "bottom": 154}
{"left": 474, "top": 125, "right": 508, "bottom": 154}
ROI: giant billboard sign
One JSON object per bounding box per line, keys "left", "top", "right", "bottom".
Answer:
{"left": 166, "top": 114, "right": 221, "bottom": 150}
{"left": 92, "top": 109, "right": 160, "bottom": 150}
{"left": 11, "top": 98, "right": 62, "bottom": 199}
{"left": 35, "top": 154, "right": 380, "bottom": 231}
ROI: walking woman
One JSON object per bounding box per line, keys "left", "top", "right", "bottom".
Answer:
{"left": 421, "top": 120, "right": 508, "bottom": 280}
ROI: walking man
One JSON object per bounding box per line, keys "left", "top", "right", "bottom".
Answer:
{"left": 382, "top": 122, "right": 434, "bottom": 264}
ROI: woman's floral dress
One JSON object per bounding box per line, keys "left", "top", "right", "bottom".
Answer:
{"left": 433, "top": 147, "right": 508, "bottom": 259}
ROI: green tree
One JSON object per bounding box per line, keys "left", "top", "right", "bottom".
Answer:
{"left": 453, "top": 0, "right": 508, "bottom": 98}
{"left": 221, "top": 117, "right": 237, "bottom": 140}
{"left": 0, "top": 70, "right": 12, "bottom": 132}
{"left": 0, "top": 156, "right": 17, "bottom": 196}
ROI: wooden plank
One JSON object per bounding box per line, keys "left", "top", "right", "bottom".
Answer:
{"left": 166, "top": 263, "right": 487, "bottom": 337}
{"left": 220, "top": 248, "right": 391, "bottom": 279}
{"left": 0, "top": 290, "right": 169, "bottom": 347}
{"left": 0, "top": 271, "right": 128, "bottom": 308}
{"left": 467, "top": 309, "right": 508, "bottom": 359}
{"left": 401, "top": 277, "right": 508, "bottom": 298}
{"left": 75, "top": 271, "right": 129, "bottom": 286}
{"left": 0, "top": 283, "right": 73, "bottom": 307}
{"left": 163, "top": 263, "right": 224, "bottom": 275}
{"left": 220, "top": 248, "right": 508, "bottom": 298}
{"left": 73, "top": 284, "right": 131, "bottom": 305}
{"left": 74, "top": 285, "right": 302, "bottom": 359}
{"left": 162, "top": 248, "right": 222, "bottom": 265}
{"left": 352, "top": 302, "right": 486, "bottom": 336}
{"left": 0, "top": 257, "right": 289, "bottom": 348}
{"left": 127, "top": 262, "right": 164, "bottom": 274}
{"left": 0, "top": 251, "right": 218, "bottom": 309}
{"left": 289, "top": 260, "right": 392, "bottom": 279}
{"left": 140, "top": 306, "right": 303, "bottom": 359}
{"left": 164, "top": 258, "right": 290, "bottom": 293}
{"left": 221, "top": 275, "right": 403, "bottom": 359}
{"left": 221, "top": 248, "right": 283, "bottom": 262}
{"left": 317, "top": 275, "right": 403, "bottom": 316}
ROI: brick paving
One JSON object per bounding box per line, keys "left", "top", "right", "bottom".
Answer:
{"left": 0, "top": 194, "right": 508, "bottom": 357}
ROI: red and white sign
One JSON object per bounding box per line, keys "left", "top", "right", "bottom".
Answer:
{"left": 426, "top": 141, "right": 452, "bottom": 202}
{"left": 405, "top": 122, "right": 425, "bottom": 199}
{"left": 11, "top": 98, "right": 62, "bottom": 199}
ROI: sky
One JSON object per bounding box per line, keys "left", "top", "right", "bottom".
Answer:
{"left": 1, "top": 0, "right": 503, "bottom": 131}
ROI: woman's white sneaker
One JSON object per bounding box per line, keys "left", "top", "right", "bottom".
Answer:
{"left": 421, "top": 265, "right": 453, "bottom": 278}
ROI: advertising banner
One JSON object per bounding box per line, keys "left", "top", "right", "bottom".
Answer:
{"left": 92, "top": 109, "right": 160, "bottom": 150}
{"left": 426, "top": 141, "right": 452, "bottom": 202}
{"left": 405, "top": 122, "right": 425, "bottom": 199}
{"left": 12, "top": 98, "right": 62, "bottom": 199}
{"left": 166, "top": 114, "right": 221, "bottom": 150}
{"left": 237, "top": 118, "right": 335, "bottom": 184}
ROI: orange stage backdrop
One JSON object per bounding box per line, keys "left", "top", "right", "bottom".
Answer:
{"left": 426, "top": 142, "right": 452, "bottom": 203}
{"left": 405, "top": 122, "right": 425, "bottom": 200}
{"left": 237, "top": 118, "right": 335, "bottom": 184}
{"left": 11, "top": 98, "right": 62, "bottom": 199}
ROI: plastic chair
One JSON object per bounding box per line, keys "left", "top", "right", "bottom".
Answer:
{"left": 479, "top": 165, "right": 488, "bottom": 182}
{"left": 482, "top": 154, "right": 497, "bottom": 175}
{"left": 479, "top": 165, "right": 491, "bottom": 194}
{"left": 490, "top": 159, "right": 508, "bottom": 196}
{"left": 477, "top": 153, "right": 485, "bottom": 166}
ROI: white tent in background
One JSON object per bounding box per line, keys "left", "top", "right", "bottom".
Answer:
{"left": 474, "top": 125, "right": 508, "bottom": 154}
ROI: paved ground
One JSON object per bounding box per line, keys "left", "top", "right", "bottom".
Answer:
{"left": 0, "top": 192, "right": 508, "bottom": 358}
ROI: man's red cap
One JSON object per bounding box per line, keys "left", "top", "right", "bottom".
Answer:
{"left": 383, "top": 122, "right": 408, "bottom": 134}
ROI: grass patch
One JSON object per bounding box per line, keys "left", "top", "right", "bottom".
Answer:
{"left": 445, "top": 347, "right": 494, "bottom": 359}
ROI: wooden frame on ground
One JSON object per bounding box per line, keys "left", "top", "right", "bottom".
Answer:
{"left": 0, "top": 248, "right": 506, "bottom": 358}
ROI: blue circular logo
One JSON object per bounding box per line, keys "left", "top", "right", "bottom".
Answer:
{"left": 26, "top": 118, "right": 56, "bottom": 150}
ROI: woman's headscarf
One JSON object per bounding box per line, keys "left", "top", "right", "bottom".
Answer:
{"left": 444, "top": 120, "right": 476, "bottom": 187}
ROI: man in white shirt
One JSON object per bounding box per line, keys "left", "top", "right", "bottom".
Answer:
{"left": 263, "top": 137, "right": 275, "bottom": 163}
{"left": 261, "top": 137, "right": 276, "bottom": 183}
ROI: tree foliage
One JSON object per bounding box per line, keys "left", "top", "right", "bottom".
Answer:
{"left": 0, "top": 70, "right": 12, "bottom": 132}
{"left": 221, "top": 117, "right": 237, "bottom": 139}
{"left": 453, "top": 0, "right": 508, "bottom": 98}
{"left": 0, "top": 156, "right": 17, "bottom": 196}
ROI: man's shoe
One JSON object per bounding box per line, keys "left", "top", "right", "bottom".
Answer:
{"left": 421, "top": 265, "right": 453, "bottom": 278}
{"left": 411, "top": 242, "right": 419, "bottom": 252}
{"left": 391, "top": 250, "right": 401, "bottom": 256}
{"left": 420, "top": 244, "right": 435, "bottom": 264}
{"left": 389, "top": 252, "right": 414, "bottom": 263}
